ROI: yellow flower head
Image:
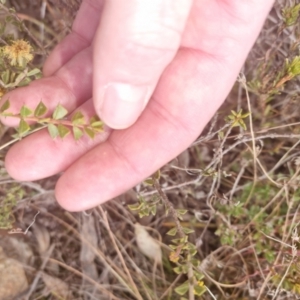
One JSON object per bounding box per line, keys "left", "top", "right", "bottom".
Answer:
{"left": 197, "top": 280, "right": 204, "bottom": 287}
{"left": 2, "top": 39, "right": 33, "bottom": 67}
{"left": 169, "top": 251, "right": 179, "bottom": 263}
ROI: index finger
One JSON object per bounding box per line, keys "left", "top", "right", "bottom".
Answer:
{"left": 43, "top": 0, "right": 104, "bottom": 76}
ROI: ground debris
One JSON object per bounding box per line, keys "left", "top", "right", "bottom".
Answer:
{"left": 0, "top": 246, "right": 28, "bottom": 300}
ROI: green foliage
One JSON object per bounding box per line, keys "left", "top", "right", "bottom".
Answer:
{"left": 128, "top": 195, "right": 159, "bottom": 218}
{"left": 0, "top": 100, "right": 104, "bottom": 140}
{"left": 0, "top": 10, "right": 104, "bottom": 142}
{"left": 52, "top": 104, "right": 68, "bottom": 120}
{"left": 174, "top": 280, "right": 189, "bottom": 296}
{"left": 57, "top": 124, "right": 70, "bottom": 138}
{"left": 285, "top": 56, "right": 300, "bottom": 78}
{"left": 248, "top": 53, "right": 300, "bottom": 102}
{"left": 167, "top": 218, "right": 203, "bottom": 297}
{"left": 215, "top": 224, "right": 239, "bottom": 247}
{"left": 271, "top": 262, "right": 300, "bottom": 296}
{"left": 18, "top": 118, "right": 30, "bottom": 136}
{"left": 20, "top": 105, "right": 32, "bottom": 117}
{"left": 226, "top": 109, "right": 249, "bottom": 130}
{"left": 48, "top": 123, "right": 59, "bottom": 139}
{"left": 34, "top": 101, "right": 47, "bottom": 117}
{"left": 129, "top": 179, "right": 207, "bottom": 298}
{"left": 73, "top": 126, "right": 83, "bottom": 140}
{"left": 282, "top": 3, "right": 300, "bottom": 26}
{"left": 0, "top": 98, "right": 9, "bottom": 112}
{"left": 166, "top": 227, "right": 178, "bottom": 236}
{"left": 0, "top": 38, "right": 41, "bottom": 90}
{"left": 71, "top": 111, "right": 85, "bottom": 125}
{"left": 0, "top": 185, "right": 24, "bottom": 229}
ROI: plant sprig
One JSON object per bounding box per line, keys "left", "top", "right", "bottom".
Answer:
{"left": 129, "top": 172, "right": 207, "bottom": 298}
{"left": 0, "top": 99, "right": 104, "bottom": 140}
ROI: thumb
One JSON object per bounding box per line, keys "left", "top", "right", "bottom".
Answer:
{"left": 93, "top": 0, "right": 192, "bottom": 129}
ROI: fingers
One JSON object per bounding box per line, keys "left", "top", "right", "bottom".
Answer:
{"left": 43, "top": 0, "right": 104, "bottom": 76}
{"left": 5, "top": 99, "right": 111, "bottom": 181}
{"left": 55, "top": 50, "right": 230, "bottom": 211}
{"left": 92, "top": 0, "right": 193, "bottom": 129}
{"left": 54, "top": 0, "right": 275, "bottom": 211}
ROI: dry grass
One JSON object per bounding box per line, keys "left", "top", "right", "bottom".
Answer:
{"left": 1, "top": 0, "right": 300, "bottom": 299}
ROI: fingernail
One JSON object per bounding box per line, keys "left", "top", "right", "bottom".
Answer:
{"left": 99, "top": 83, "right": 149, "bottom": 129}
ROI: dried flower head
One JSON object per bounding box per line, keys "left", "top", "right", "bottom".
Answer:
{"left": 169, "top": 251, "right": 179, "bottom": 263}
{"left": 2, "top": 40, "right": 33, "bottom": 67}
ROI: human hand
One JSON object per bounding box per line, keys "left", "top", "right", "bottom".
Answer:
{"left": 1, "top": 0, "right": 274, "bottom": 211}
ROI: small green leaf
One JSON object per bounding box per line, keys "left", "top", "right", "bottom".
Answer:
{"left": 173, "top": 266, "right": 182, "bottom": 275}
{"left": 187, "top": 247, "right": 198, "bottom": 258}
{"left": 182, "top": 227, "right": 194, "bottom": 235}
{"left": 90, "top": 120, "right": 103, "bottom": 128}
{"left": 90, "top": 115, "right": 103, "bottom": 131}
{"left": 177, "top": 214, "right": 184, "bottom": 221}
{"left": 15, "top": 72, "right": 26, "bottom": 84}
{"left": 20, "top": 105, "right": 33, "bottom": 117}
{"left": 194, "top": 270, "right": 205, "bottom": 281}
{"left": 282, "top": 4, "right": 300, "bottom": 26}
{"left": 171, "top": 238, "right": 182, "bottom": 245}
{"left": 18, "top": 119, "right": 30, "bottom": 135}
{"left": 194, "top": 284, "right": 206, "bottom": 296}
{"left": 175, "top": 281, "right": 189, "bottom": 296}
{"left": 52, "top": 104, "right": 68, "bottom": 120}
{"left": 150, "top": 205, "right": 157, "bottom": 216}
{"left": 71, "top": 111, "right": 85, "bottom": 125}
{"left": 128, "top": 203, "right": 143, "bottom": 211}
{"left": 48, "top": 124, "right": 58, "bottom": 138}
{"left": 84, "top": 127, "right": 95, "bottom": 139}
{"left": 177, "top": 209, "right": 188, "bottom": 215}
{"left": 181, "top": 265, "right": 189, "bottom": 274}
{"left": 167, "top": 227, "right": 178, "bottom": 236}
{"left": 0, "top": 99, "right": 10, "bottom": 112}
{"left": 144, "top": 178, "right": 154, "bottom": 185}
{"left": 1, "top": 70, "right": 10, "bottom": 85}
{"left": 190, "top": 258, "right": 200, "bottom": 267}
{"left": 57, "top": 124, "right": 70, "bottom": 138}
{"left": 27, "top": 68, "right": 41, "bottom": 77}
{"left": 90, "top": 115, "right": 101, "bottom": 125}
{"left": 34, "top": 101, "right": 47, "bottom": 117}
{"left": 91, "top": 123, "right": 103, "bottom": 132}
{"left": 17, "top": 77, "right": 31, "bottom": 87}
{"left": 242, "top": 112, "right": 250, "bottom": 118}
{"left": 286, "top": 56, "right": 300, "bottom": 77}
{"left": 72, "top": 126, "right": 83, "bottom": 140}
{"left": 139, "top": 207, "right": 150, "bottom": 218}
{"left": 153, "top": 169, "right": 161, "bottom": 180}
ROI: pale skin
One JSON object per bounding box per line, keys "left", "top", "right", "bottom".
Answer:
{"left": 1, "top": 0, "right": 275, "bottom": 211}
